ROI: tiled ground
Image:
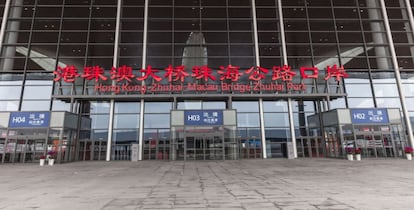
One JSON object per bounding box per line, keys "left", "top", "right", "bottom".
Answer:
{"left": 0, "top": 158, "right": 413, "bottom": 209}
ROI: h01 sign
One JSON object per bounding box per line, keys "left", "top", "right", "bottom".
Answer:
{"left": 8, "top": 112, "right": 51, "bottom": 128}
{"left": 350, "top": 108, "right": 389, "bottom": 124}
{"left": 184, "top": 110, "right": 223, "bottom": 126}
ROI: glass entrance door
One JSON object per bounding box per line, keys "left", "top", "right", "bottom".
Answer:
{"left": 2, "top": 129, "right": 47, "bottom": 164}
{"left": 239, "top": 137, "right": 262, "bottom": 158}
{"left": 354, "top": 125, "right": 396, "bottom": 158}
{"left": 184, "top": 127, "right": 224, "bottom": 160}
{"left": 355, "top": 131, "right": 394, "bottom": 158}
{"left": 171, "top": 126, "right": 237, "bottom": 161}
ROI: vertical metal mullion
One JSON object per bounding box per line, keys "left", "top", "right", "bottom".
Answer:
{"left": 379, "top": 0, "right": 414, "bottom": 148}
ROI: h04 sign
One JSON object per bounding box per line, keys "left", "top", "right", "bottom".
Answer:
{"left": 8, "top": 112, "right": 51, "bottom": 128}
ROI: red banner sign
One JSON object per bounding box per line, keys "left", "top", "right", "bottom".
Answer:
{"left": 54, "top": 64, "right": 348, "bottom": 94}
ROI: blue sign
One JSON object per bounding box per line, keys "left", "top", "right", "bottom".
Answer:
{"left": 350, "top": 109, "right": 389, "bottom": 124}
{"left": 184, "top": 110, "right": 223, "bottom": 126}
{"left": 9, "top": 112, "right": 51, "bottom": 128}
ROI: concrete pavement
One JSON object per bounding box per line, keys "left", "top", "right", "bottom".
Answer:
{"left": 1, "top": 158, "right": 414, "bottom": 210}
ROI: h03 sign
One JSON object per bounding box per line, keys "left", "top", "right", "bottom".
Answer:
{"left": 184, "top": 110, "right": 223, "bottom": 126}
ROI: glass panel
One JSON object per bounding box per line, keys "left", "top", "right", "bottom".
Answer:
{"left": 51, "top": 100, "right": 70, "bottom": 111}
{"left": 114, "top": 102, "right": 140, "bottom": 113}
{"left": 144, "top": 102, "right": 172, "bottom": 113}
{"left": 202, "top": 101, "right": 226, "bottom": 109}
{"left": 237, "top": 113, "right": 260, "bottom": 127}
{"left": 114, "top": 114, "right": 139, "bottom": 129}
{"left": 263, "top": 101, "right": 288, "bottom": 112}
{"left": 0, "top": 86, "right": 22, "bottom": 99}
{"left": 373, "top": 84, "right": 399, "bottom": 97}
{"left": 22, "top": 86, "right": 52, "bottom": 99}
{"left": 90, "top": 115, "right": 110, "bottom": 129}
{"left": 144, "top": 114, "right": 170, "bottom": 128}
{"left": 177, "top": 101, "right": 202, "bottom": 110}
{"left": 232, "top": 101, "right": 259, "bottom": 112}
{"left": 376, "top": 98, "right": 401, "bottom": 108}
{"left": 265, "top": 128, "right": 289, "bottom": 140}
{"left": 21, "top": 101, "right": 50, "bottom": 111}
{"left": 113, "top": 129, "right": 137, "bottom": 144}
{"left": 90, "top": 102, "right": 111, "bottom": 114}
{"left": 346, "top": 84, "right": 373, "bottom": 97}
{"left": 0, "top": 101, "right": 19, "bottom": 111}
{"left": 264, "top": 113, "right": 290, "bottom": 127}
{"left": 347, "top": 98, "right": 375, "bottom": 108}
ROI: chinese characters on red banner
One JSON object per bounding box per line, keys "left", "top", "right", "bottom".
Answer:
{"left": 54, "top": 64, "right": 348, "bottom": 83}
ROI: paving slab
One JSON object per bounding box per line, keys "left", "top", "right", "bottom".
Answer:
{"left": 1, "top": 159, "right": 414, "bottom": 209}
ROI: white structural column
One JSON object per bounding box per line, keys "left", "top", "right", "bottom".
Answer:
{"left": 251, "top": 0, "right": 267, "bottom": 158}
{"left": 367, "top": 0, "right": 390, "bottom": 69}
{"left": 0, "top": 0, "right": 22, "bottom": 71}
{"left": 278, "top": 0, "right": 288, "bottom": 66}
{"left": 138, "top": 0, "right": 150, "bottom": 160}
{"left": 278, "top": 0, "right": 297, "bottom": 158}
{"left": 380, "top": 0, "right": 414, "bottom": 148}
{"left": 106, "top": 0, "right": 122, "bottom": 161}
{"left": 0, "top": 0, "right": 11, "bottom": 57}
{"left": 259, "top": 98, "right": 267, "bottom": 158}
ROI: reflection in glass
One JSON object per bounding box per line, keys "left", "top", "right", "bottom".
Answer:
{"left": 347, "top": 98, "right": 375, "bottom": 108}
{"left": 376, "top": 98, "right": 401, "bottom": 108}
{"left": 90, "top": 115, "right": 110, "bottom": 129}
{"left": 90, "top": 102, "right": 111, "bottom": 114}
{"left": 264, "top": 113, "right": 289, "bottom": 127}
{"left": 263, "top": 101, "right": 288, "bottom": 112}
{"left": 113, "top": 129, "right": 138, "bottom": 143}
{"left": 0, "top": 86, "right": 22, "bottom": 99}
{"left": 232, "top": 101, "right": 259, "bottom": 112}
{"left": 144, "top": 102, "right": 172, "bottom": 113}
{"left": 177, "top": 101, "right": 202, "bottom": 110}
{"left": 21, "top": 100, "right": 51, "bottom": 111}
{"left": 237, "top": 113, "right": 260, "bottom": 127}
{"left": 203, "top": 101, "right": 226, "bottom": 109}
{"left": 114, "top": 114, "right": 139, "bottom": 129}
{"left": 182, "top": 32, "right": 207, "bottom": 71}
{"left": 115, "top": 102, "right": 140, "bottom": 113}
{"left": 23, "top": 86, "right": 52, "bottom": 99}
{"left": 144, "top": 114, "right": 170, "bottom": 128}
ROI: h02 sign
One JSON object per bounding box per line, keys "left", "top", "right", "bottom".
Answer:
{"left": 350, "top": 108, "right": 389, "bottom": 124}
{"left": 184, "top": 110, "right": 223, "bottom": 126}
{"left": 8, "top": 112, "right": 51, "bottom": 128}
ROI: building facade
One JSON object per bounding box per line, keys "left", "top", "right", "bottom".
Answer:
{"left": 1, "top": 0, "right": 414, "bottom": 163}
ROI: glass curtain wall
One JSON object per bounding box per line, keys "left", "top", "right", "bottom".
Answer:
{"left": 263, "top": 100, "right": 290, "bottom": 158}
{"left": 0, "top": 0, "right": 4, "bottom": 28}
{"left": 80, "top": 101, "right": 110, "bottom": 161}
{"left": 112, "top": 102, "right": 140, "bottom": 160}
{"left": 142, "top": 102, "right": 171, "bottom": 160}
{"left": 146, "top": 0, "right": 256, "bottom": 94}
{"left": 232, "top": 101, "right": 261, "bottom": 158}
{"left": 390, "top": 1, "right": 414, "bottom": 125}
{"left": 1, "top": 0, "right": 414, "bottom": 161}
{"left": 256, "top": 0, "right": 283, "bottom": 68}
